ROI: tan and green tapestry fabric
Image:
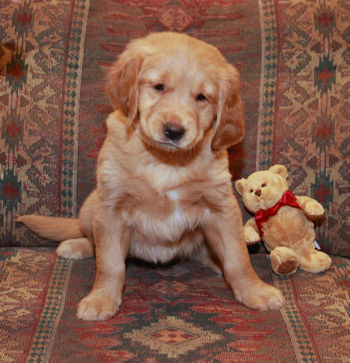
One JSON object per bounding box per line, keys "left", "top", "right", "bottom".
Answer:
{"left": 1, "top": 0, "right": 349, "bottom": 255}
{"left": 0, "top": 0, "right": 349, "bottom": 361}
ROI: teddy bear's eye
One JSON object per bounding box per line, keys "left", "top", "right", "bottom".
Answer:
{"left": 262, "top": 183, "right": 267, "bottom": 188}
{"left": 154, "top": 83, "right": 165, "bottom": 91}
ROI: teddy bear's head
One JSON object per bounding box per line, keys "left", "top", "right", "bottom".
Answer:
{"left": 235, "top": 165, "right": 289, "bottom": 213}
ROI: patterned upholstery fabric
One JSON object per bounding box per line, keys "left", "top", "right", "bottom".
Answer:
{"left": 0, "top": 0, "right": 349, "bottom": 361}
{"left": 1, "top": 0, "right": 349, "bottom": 255}
{"left": 1, "top": 249, "right": 349, "bottom": 361}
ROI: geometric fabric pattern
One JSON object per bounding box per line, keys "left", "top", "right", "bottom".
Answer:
{"left": 124, "top": 316, "right": 222, "bottom": 358}
{"left": 0, "top": 0, "right": 350, "bottom": 363}
{"left": 1, "top": 1, "right": 349, "bottom": 361}
{"left": 0, "top": 249, "right": 349, "bottom": 362}
{"left": 271, "top": 0, "right": 350, "bottom": 256}
{"left": 1, "top": 0, "right": 348, "bottom": 256}
{"left": 1, "top": 1, "right": 349, "bottom": 257}
{"left": 0, "top": 0, "right": 89, "bottom": 248}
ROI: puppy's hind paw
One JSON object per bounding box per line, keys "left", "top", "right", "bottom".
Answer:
{"left": 56, "top": 238, "right": 94, "bottom": 259}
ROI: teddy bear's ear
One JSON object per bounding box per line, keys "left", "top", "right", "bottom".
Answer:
{"left": 269, "top": 165, "right": 288, "bottom": 180}
{"left": 235, "top": 179, "right": 246, "bottom": 196}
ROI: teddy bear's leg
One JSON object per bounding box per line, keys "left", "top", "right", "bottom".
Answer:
{"left": 299, "top": 250, "right": 332, "bottom": 273}
{"left": 270, "top": 247, "right": 300, "bottom": 275}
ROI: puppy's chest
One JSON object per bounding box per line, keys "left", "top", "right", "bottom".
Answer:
{"left": 124, "top": 186, "right": 209, "bottom": 241}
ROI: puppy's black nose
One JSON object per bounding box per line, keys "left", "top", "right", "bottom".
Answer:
{"left": 163, "top": 123, "right": 185, "bottom": 141}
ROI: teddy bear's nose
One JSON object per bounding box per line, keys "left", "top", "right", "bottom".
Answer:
{"left": 255, "top": 189, "right": 261, "bottom": 197}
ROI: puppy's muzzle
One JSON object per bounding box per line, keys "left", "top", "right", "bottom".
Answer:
{"left": 163, "top": 122, "right": 186, "bottom": 141}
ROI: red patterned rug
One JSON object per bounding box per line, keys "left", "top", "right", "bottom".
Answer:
{"left": 0, "top": 248, "right": 349, "bottom": 362}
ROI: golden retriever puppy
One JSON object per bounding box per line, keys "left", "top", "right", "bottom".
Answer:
{"left": 18, "top": 32, "right": 284, "bottom": 321}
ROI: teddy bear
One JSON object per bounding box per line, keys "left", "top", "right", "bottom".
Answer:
{"left": 235, "top": 164, "right": 332, "bottom": 275}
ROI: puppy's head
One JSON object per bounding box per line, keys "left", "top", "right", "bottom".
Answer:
{"left": 106, "top": 32, "right": 245, "bottom": 152}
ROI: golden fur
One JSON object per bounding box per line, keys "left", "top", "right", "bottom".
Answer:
{"left": 18, "top": 32, "right": 284, "bottom": 321}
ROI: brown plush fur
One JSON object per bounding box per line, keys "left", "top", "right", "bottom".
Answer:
{"left": 235, "top": 165, "right": 332, "bottom": 275}
{"left": 18, "top": 32, "right": 284, "bottom": 321}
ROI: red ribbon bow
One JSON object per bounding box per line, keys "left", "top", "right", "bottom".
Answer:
{"left": 255, "top": 190, "right": 302, "bottom": 237}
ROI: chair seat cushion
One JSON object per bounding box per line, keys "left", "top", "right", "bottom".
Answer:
{"left": 1, "top": 248, "right": 349, "bottom": 361}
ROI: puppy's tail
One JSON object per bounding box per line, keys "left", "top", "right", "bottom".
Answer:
{"left": 17, "top": 215, "right": 84, "bottom": 242}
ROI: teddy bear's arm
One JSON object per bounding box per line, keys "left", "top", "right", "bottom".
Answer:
{"left": 244, "top": 218, "right": 261, "bottom": 245}
{"left": 296, "top": 196, "right": 325, "bottom": 220}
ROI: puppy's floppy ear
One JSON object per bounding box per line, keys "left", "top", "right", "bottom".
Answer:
{"left": 106, "top": 46, "right": 143, "bottom": 126}
{"left": 211, "top": 65, "right": 245, "bottom": 151}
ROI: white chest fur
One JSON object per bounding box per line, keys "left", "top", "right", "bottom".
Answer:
{"left": 129, "top": 188, "right": 198, "bottom": 242}
{"left": 127, "top": 187, "right": 206, "bottom": 263}
{"left": 165, "top": 189, "right": 192, "bottom": 230}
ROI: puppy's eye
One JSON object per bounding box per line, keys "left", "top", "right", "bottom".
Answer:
{"left": 196, "top": 93, "right": 206, "bottom": 101}
{"left": 262, "top": 183, "right": 267, "bottom": 188}
{"left": 154, "top": 84, "right": 165, "bottom": 91}
{"left": 250, "top": 189, "right": 254, "bottom": 193}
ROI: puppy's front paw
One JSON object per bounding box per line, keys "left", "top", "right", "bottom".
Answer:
{"left": 235, "top": 283, "right": 285, "bottom": 311}
{"left": 77, "top": 290, "right": 120, "bottom": 321}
